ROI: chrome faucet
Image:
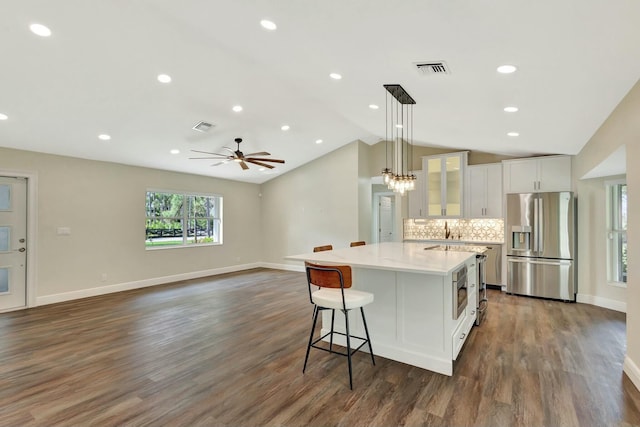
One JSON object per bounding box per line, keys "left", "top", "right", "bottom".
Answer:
{"left": 444, "top": 221, "right": 451, "bottom": 239}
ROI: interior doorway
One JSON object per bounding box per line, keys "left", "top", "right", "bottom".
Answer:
{"left": 373, "top": 192, "right": 396, "bottom": 243}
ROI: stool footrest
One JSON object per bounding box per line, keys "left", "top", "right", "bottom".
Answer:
{"left": 310, "top": 331, "right": 371, "bottom": 357}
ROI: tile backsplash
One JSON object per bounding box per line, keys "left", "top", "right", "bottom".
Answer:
{"left": 404, "top": 218, "right": 504, "bottom": 243}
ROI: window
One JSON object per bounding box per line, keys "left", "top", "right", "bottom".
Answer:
{"left": 606, "top": 181, "right": 627, "bottom": 284}
{"left": 145, "top": 190, "right": 222, "bottom": 248}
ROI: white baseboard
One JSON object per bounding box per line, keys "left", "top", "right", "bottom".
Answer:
{"left": 576, "top": 293, "right": 626, "bottom": 313}
{"left": 624, "top": 356, "right": 640, "bottom": 392}
{"left": 36, "top": 262, "right": 263, "bottom": 306}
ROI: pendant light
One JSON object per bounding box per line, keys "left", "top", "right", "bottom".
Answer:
{"left": 381, "top": 84, "right": 416, "bottom": 195}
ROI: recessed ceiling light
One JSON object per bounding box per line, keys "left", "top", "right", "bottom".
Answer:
{"left": 260, "top": 19, "right": 277, "bottom": 31}
{"left": 507, "top": 132, "right": 520, "bottom": 137}
{"left": 497, "top": 65, "right": 517, "bottom": 74}
{"left": 259, "top": 167, "right": 266, "bottom": 172}
{"left": 281, "top": 125, "right": 290, "bottom": 131}
{"left": 315, "top": 139, "right": 323, "bottom": 144}
{"left": 0, "top": 113, "right": 8, "bottom": 120}
{"left": 395, "top": 124, "right": 403, "bottom": 128}
{"left": 157, "top": 74, "right": 172, "bottom": 83}
{"left": 170, "top": 149, "right": 180, "bottom": 154}
{"left": 98, "top": 134, "right": 111, "bottom": 141}
{"left": 329, "top": 73, "right": 342, "bottom": 80}
{"left": 369, "top": 104, "right": 379, "bottom": 110}
{"left": 29, "top": 23, "right": 51, "bottom": 37}
{"left": 504, "top": 106, "right": 519, "bottom": 113}
{"left": 232, "top": 105, "right": 243, "bottom": 112}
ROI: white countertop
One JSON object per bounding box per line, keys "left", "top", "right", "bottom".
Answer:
{"left": 286, "top": 242, "right": 475, "bottom": 275}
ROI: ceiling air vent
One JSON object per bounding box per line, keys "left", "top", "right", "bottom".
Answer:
{"left": 192, "top": 121, "right": 214, "bottom": 133}
{"left": 415, "top": 61, "right": 450, "bottom": 75}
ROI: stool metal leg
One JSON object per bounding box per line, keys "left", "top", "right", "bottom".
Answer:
{"left": 329, "top": 309, "right": 336, "bottom": 351}
{"left": 360, "top": 307, "right": 375, "bottom": 365}
{"left": 343, "top": 309, "right": 353, "bottom": 390}
{"left": 303, "top": 305, "right": 320, "bottom": 373}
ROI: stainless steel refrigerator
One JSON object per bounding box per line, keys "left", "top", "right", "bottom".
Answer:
{"left": 506, "top": 192, "right": 576, "bottom": 301}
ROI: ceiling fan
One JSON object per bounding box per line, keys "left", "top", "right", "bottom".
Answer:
{"left": 189, "top": 137, "right": 285, "bottom": 170}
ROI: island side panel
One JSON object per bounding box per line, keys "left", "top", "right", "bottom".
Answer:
{"left": 320, "top": 267, "right": 455, "bottom": 376}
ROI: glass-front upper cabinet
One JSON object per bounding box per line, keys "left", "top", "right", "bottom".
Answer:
{"left": 424, "top": 152, "right": 467, "bottom": 218}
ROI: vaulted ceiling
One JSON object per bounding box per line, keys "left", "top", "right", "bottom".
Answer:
{"left": 1, "top": 1, "right": 639, "bottom": 183}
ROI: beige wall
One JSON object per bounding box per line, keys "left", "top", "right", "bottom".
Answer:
{"left": 358, "top": 141, "right": 374, "bottom": 242}
{"left": 574, "top": 79, "right": 640, "bottom": 390}
{"left": 575, "top": 175, "right": 627, "bottom": 309}
{"left": 0, "top": 147, "right": 262, "bottom": 300}
{"left": 370, "top": 141, "right": 517, "bottom": 173}
{"left": 260, "top": 142, "right": 361, "bottom": 267}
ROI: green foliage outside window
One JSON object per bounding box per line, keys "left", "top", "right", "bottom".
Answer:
{"left": 145, "top": 191, "right": 222, "bottom": 248}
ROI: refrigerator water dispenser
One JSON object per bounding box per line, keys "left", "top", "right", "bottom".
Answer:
{"left": 511, "top": 226, "right": 531, "bottom": 251}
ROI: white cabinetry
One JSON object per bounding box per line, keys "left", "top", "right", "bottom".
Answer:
{"left": 466, "top": 163, "right": 503, "bottom": 217}
{"left": 407, "top": 169, "right": 425, "bottom": 218}
{"left": 503, "top": 155, "right": 572, "bottom": 193}
{"left": 424, "top": 152, "right": 467, "bottom": 218}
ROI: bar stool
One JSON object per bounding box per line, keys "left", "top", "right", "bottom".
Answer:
{"left": 303, "top": 261, "right": 375, "bottom": 389}
{"left": 350, "top": 241, "right": 366, "bottom": 247}
{"left": 313, "top": 244, "right": 333, "bottom": 252}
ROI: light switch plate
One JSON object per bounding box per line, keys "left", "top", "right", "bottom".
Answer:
{"left": 57, "top": 227, "right": 71, "bottom": 236}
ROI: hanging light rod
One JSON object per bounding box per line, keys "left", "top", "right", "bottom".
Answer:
{"left": 381, "top": 84, "right": 417, "bottom": 195}
{"left": 383, "top": 84, "right": 416, "bottom": 105}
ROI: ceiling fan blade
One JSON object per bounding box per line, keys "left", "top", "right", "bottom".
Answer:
{"left": 243, "top": 151, "right": 270, "bottom": 157}
{"left": 222, "top": 147, "right": 236, "bottom": 155}
{"left": 211, "top": 161, "right": 229, "bottom": 167}
{"left": 191, "top": 149, "right": 229, "bottom": 156}
{"left": 246, "top": 157, "right": 285, "bottom": 164}
{"left": 239, "top": 160, "right": 249, "bottom": 170}
{"left": 189, "top": 156, "right": 229, "bottom": 160}
{"left": 246, "top": 159, "right": 275, "bottom": 169}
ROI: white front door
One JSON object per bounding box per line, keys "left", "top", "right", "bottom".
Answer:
{"left": 379, "top": 195, "right": 394, "bottom": 243}
{"left": 0, "top": 176, "right": 28, "bottom": 311}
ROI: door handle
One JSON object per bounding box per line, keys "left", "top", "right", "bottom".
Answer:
{"left": 17, "top": 248, "right": 26, "bottom": 252}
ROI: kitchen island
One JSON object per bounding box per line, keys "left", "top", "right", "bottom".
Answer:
{"left": 286, "top": 242, "right": 477, "bottom": 375}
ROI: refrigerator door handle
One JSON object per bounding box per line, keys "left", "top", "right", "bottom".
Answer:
{"left": 533, "top": 197, "right": 538, "bottom": 252}
{"left": 507, "top": 258, "right": 572, "bottom": 266}
{"left": 538, "top": 196, "right": 544, "bottom": 253}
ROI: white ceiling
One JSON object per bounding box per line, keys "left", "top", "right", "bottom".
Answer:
{"left": 1, "top": 0, "right": 639, "bottom": 184}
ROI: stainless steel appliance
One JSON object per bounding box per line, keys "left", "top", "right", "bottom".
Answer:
{"left": 452, "top": 264, "right": 467, "bottom": 320}
{"left": 475, "top": 252, "right": 488, "bottom": 326}
{"left": 482, "top": 244, "right": 501, "bottom": 287}
{"left": 425, "top": 245, "right": 488, "bottom": 325}
{"left": 506, "top": 192, "right": 576, "bottom": 301}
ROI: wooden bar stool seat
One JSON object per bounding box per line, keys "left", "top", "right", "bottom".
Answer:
{"left": 350, "top": 241, "right": 366, "bottom": 247}
{"left": 303, "top": 261, "right": 375, "bottom": 389}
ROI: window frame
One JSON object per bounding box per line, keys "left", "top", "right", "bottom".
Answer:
{"left": 605, "top": 179, "right": 627, "bottom": 286}
{"left": 145, "top": 189, "right": 223, "bottom": 250}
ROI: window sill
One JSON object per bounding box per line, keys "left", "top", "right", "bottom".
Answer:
{"left": 607, "top": 281, "right": 627, "bottom": 289}
{"left": 145, "top": 242, "right": 223, "bottom": 251}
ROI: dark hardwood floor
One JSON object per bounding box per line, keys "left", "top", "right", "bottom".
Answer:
{"left": 1, "top": 268, "right": 639, "bottom": 426}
